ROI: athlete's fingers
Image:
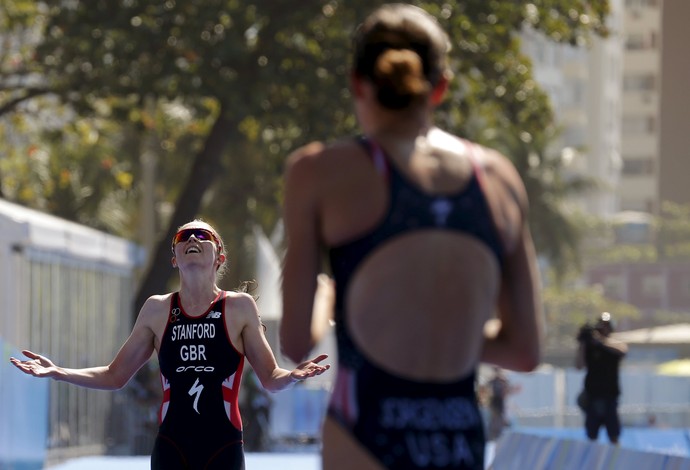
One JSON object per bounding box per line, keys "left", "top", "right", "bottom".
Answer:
{"left": 293, "top": 365, "right": 329, "bottom": 380}
{"left": 308, "top": 354, "right": 329, "bottom": 365}
{"left": 23, "top": 350, "right": 52, "bottom": 366}
{"left": 21, "top": 349, "right": 40, "bottom": 360}
{"left": 306, "top": 364, "right": 330, "bottom": 376}
{"left": 9, "top": 356, "right": 29, "bottom": 367}
{"left": 309, "top": 367, "right": 328, "bottom": 376}
{"left": 9, "top": 357, "right": 34, "bottom": 375}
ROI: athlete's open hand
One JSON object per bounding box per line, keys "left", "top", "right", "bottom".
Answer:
{"left": 9, "top": 350, "right": 59, "bottom": 379}
{"left": 290, "top": 354, "right": 331, "bottom": 382}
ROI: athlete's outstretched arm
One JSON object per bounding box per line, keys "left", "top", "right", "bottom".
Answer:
{"left": 10, "top": 296, "right": 160, "bottom": 390}
{"left": 237, "top": 292, "right": 330, "bottom": 393}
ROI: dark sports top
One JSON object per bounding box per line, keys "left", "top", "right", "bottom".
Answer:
{"left": 157, "top": 291, "right": 244, "bottom": 436}
{"left": 584, "top": 341, "right": 623, "bottom": 398}
{"left": 328, "top": 137, "right": 505, "bottom": 352}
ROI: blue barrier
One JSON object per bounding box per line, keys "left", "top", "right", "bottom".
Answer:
{"left": 514, "top": 426, "right": 690, "bottom": 457}
{"left": 491, "top": 429, "right": 690, "bottom": 470}
{"left": 0, "top": 338, "right": 49, "bottom": 470}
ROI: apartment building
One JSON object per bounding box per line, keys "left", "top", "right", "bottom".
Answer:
{"left": 619, "top": 0, "right": 663, "bottom": 213}
{"left": 658, "top": 0, "right": 690, "bottom": 206}
{"left": 521, "top": 0, "right": 678, "bottom": 217}
{"left": 520, "top": 0, "right": 624, "bottom": 219}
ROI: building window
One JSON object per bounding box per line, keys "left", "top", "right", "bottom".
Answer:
{"left": 625, "top": 34, "right": 646, "bottom": 50}
{"left": 623, "top": 74, "right": 656, "bottom": 92}
{"left": 603, "top": 275, "right": 626, "bottom": 299}
{"left": 622, "top": 116, "right": 656, "bottom": 134}
{"left": 682, "top": 277, "right": 690, "bottom": 299}
{"left": 562, "top": 126, "right": 586, "bottom": 147}
{"left": 622, "top": 158, "right": 655, "bottom": 176}
{"left": 642, "top": 274, "right": 664, "bottom": 299}
{"left": 625, "top": 32, "right": 658, "bottom": 51}
{"left": 625, "top": 0, "right": 659, "bottom": 8}
{"left": 620, "top": 199, "right": 647, "bottom": 212}
{"left": 562, "top": 80, "right": 585, "bottom": 106}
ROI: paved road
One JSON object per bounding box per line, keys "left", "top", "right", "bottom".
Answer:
{"left": 48, "top": 453, "right": 320, "bottom": 470}
{"left": 47, "top": 443, "right": 496, "bottom": 469}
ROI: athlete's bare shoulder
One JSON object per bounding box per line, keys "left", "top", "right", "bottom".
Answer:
{"left": 137, "top": 293, "right": 173, "bottom": 322}
{"left": 142, "top": 292, "right": 173, "bottom": 308}
{"left": 286, "top": 138, "right": 361, "bottom": 171}
{"left": 223, "top": 290, "right": 264, "bottom": 338}
{"left": 224, "top": 291, "right": 259, "bottom": 318}
{"left": 426, "top": 127, "right": 470, "bottom": 157}
{"left": 471, "top": 143, "right": 529, "bottom": 214}
{"left": 425, "top": 128, "right": 527, "bottom": 209}
{"left": 284, "top": 138, "right": 365, "bottom": 212}
{"left": 286, "top": 140, "right": 326, "bottom": 166}
{"left": 224, "top": 290, "right": 254, "bottom": 303}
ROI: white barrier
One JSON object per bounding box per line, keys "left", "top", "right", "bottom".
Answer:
{"left": 496, "top": 367, "right": 690, "bottom": 429}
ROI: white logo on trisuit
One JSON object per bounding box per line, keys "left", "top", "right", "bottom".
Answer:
{"left": 431, "top": 198, "right": 452, "bottom": 226}
{"left": 188, "top": 377, "right": 204, "bottom": 414}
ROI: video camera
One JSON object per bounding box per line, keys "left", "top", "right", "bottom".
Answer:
{"left": 577, "top": 323, "right": 595, "bottom": 343}
{"left": 577, "top": 312, "right": 614, "bottom": 344}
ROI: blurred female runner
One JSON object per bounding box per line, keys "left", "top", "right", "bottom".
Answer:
{"left": 280, "top": 4, "right": 543, "bottom": 469}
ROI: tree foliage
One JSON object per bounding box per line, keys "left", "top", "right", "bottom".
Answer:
{"left": 0, "top": 1, "right": 612, "bottom": 315}
{"left": 583, "top": 202, "right": 690, "bottom": 264}
{"left": 542, "top": 279, "right": 639, "bottom": 357}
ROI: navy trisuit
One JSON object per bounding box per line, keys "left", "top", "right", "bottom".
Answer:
{"left": 327, "top": 137, "right": 504, "bottom": 469}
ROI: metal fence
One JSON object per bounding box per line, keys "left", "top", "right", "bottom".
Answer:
{"left": 499, "top": 367, "right": 690, "bottom": 429}
{"left": 17, "top": 250, "right": 136, "bottom": 459}
{"left": 0, "top": 199, "right": 143, "bottom": 463}
{"left": 263, "top": 365, "right": 690, "bottom": 450}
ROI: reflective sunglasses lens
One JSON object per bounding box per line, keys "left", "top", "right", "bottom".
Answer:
{"left": 190, "top": 229, "right": 213, "bottom": 241}
{"left": 173, "top": 229, "right": 214, "bottom": 246}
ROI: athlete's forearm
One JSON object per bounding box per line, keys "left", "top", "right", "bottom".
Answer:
{"left": 481, "top": 321, "right": 541, "bottom": 373}
{"left": 310, "top": 274, "right": 335, "bottom": 348}
{"left": 55, "top": 365, "right": 128, "bottom": 390}
{"left": 263, "top": 368, "right": 298, "bottom": 393}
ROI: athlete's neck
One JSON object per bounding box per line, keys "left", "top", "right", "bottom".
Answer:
{"left": 178, "top": 282, "right": 222, "bottom": 316}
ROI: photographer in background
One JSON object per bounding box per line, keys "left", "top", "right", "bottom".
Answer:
{"left": 575, "top": 312, "right": 628, "bottom": 444}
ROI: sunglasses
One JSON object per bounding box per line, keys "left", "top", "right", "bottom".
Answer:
{"left": 171, "top": 228, "right": 222, "bottom": 252}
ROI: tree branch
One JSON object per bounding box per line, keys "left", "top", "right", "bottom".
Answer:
{"left": 0, "top": 88, "right": 49, "bottom": 117}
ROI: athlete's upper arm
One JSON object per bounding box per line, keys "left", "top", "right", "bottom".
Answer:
{"left": 235, "top": 293, "right": 281, "bottom": 385}
{"left": 280, "top": 143, "right": 326, "bottom": 363}
{"left": 487, "top": 153, "right": 544, "bottom": 371}
{"left": 107, "top": 296, "right": 161, "bottom": 388}
{"left": 497, "top": 223, "right": 544, "bottom": 369}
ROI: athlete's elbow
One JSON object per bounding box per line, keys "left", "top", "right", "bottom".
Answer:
{"left": 106, "top": 376, "right": 127, "bottom": 391}
{"left": 106, "top": 367, "right": 132, "bottom": 391}
{"left": 279, "top": 328, "right": 312, "bottom": 364}
{"left": 512, "top": 320, "right": 543, "bottom": 372}
{"left": 514, "top": 344, "right": 541, "bottom": 372}
{"left": 515, "top": 354, "right": 540, "bottom": 373}
{"left": 280, "top": 340, "right": 310, "bottom": 365}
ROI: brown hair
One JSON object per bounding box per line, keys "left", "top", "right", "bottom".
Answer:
{"left": 352, "top": 3, "right": 451, "bottom": 109}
